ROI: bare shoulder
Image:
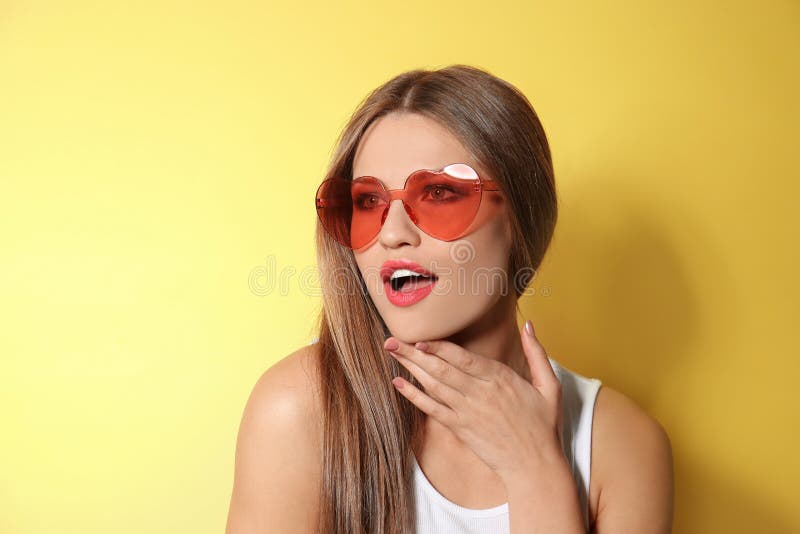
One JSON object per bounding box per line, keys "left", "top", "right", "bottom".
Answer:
{"left": 255, "top": 342, "right": 324, "bottom": 423}
{"left": 589, "top": 385, "right": 674, "bottom": 534}
{"left": 250, "top": 343, "right": 322, "bottom": 440}
{"left": 225, "top": 343, "right": 324, "bottom": 534}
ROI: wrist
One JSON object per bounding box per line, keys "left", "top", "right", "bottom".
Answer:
{"left": 501, "top": 446, "right": 572, "bottom": 491}
{"left": 498, "top": 447, "right": 572, "bottom": 486}
{"left": 503, "top": 455, "right": 585, "bottom": 534}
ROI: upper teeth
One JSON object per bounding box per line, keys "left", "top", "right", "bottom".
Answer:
{"left": 390, "top": 268, "right": 428, "bottom": 281}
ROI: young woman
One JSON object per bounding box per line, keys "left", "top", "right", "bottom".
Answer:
{"left": 226, "top": 65, "right": 674, "bottom": 534}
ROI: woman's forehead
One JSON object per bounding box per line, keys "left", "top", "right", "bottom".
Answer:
{"left": 352, "top": 113, "right": 477, "bottom": 186}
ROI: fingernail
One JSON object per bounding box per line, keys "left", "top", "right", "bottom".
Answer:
{"left": 524, "top": 320, "right": 534, "bottom": 337}
{"left": 415, "top": 341, "right": 429, "bottom": 352}
{"left": 384, "top": 338, "right": 400, "bottom": 351}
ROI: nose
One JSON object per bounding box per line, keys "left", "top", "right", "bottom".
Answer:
{"left": 378, "top": 199, "right": 421, "bottom": 248}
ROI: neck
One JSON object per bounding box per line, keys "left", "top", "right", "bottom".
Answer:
{"left": 444, "top": 292, "right": 532, "bottom": 386}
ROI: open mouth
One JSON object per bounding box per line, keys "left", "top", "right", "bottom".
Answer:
{"left": 389, "top": 272, "right": 439, "bottom": 293}
{"left": 383, "top": 270, "right": 439, "bottom": 307}
{"left": 380, "top": 261, "right": 439, "bottom": 307}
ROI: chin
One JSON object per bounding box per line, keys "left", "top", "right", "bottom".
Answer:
{"left": 381, "top": 307, "right": 476, "bottom": 344}
{"left": 374, "top": 288, "right": 499, "bottom": 343}
{"left": 384, "top": 321, "right": 437, "bottom": 344}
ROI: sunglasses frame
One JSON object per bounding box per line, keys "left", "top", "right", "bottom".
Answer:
{"left": 315, "top": 162, "right": 503, "bottom": 249}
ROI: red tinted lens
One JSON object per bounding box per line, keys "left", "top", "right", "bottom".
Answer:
{"left": 350, "top": 177, "right": 390, "bottom": 249}
{"left": 404, "top": 167, "right": 482, "bottom": 240}
{"left": 315, "top": 178, "right": 353, "bottom": 247}
{"left": 315, "top": 177, "right": 389, "bottom": 249}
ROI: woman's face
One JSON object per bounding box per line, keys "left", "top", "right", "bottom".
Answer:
{"left": 351, "top": 112, "right": 514, "bottom": 343}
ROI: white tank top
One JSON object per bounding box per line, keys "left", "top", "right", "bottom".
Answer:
{"left": 307, "top": 339, "right": 602, "bottom": 533}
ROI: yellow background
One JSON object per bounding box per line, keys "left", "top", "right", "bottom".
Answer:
{"left": 1, "top": 1, "right": 797, "bottom": 532}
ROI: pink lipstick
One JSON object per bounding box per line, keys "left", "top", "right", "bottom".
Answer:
{"left": 380, "top": 259, "right": 439, "bottom": 307}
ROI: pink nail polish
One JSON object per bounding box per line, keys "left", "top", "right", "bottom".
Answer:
{"left": 524, "top": 320, "right": 534, "bottom": 336}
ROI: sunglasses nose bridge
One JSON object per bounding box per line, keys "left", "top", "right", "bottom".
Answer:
{"left": 381, "top": 195, "right": 418, "bottom": 226}
{"left": 385, "top": 187, "right": 417, "bottom": 220}
{"left": 386, "top": 189, "right": 405, "bottom": 202}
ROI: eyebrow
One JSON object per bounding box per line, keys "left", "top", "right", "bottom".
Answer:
{"left": 352, "top": 164, "right": 448, "bottom": 179}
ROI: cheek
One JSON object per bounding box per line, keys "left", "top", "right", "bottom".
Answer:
{"left": 483, "top": 214, "right": 513, "bottom": 262}
{"left": 439, "top": 223, "right": 512, "bottom": 299}
{"left": 354, "top": 254, "right": 381, "bottom": 291}
{"left": 479, "top": 218, "right": 513, "bottom": 290}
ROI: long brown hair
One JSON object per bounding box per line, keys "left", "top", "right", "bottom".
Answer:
{"left": 312, "top": 64, "right": 558, "bottom": 533}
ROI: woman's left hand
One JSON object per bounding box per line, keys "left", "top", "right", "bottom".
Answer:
{"left": 385, "top": 321, "right": 567, "bottom": 484}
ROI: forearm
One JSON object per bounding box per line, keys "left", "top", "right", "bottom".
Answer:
{"left": 503, "top": 455, "right": 586, "bottom": 534}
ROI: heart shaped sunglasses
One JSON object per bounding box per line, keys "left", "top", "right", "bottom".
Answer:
{"left": 315, "top": 162, "right": 502, "bottom": 249}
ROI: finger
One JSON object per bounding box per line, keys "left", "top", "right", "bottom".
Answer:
{"left": 391, "top": 376, "right": 458, "bottom": 428}
{"left": 386, "top": 338, "right": 472, "bottom": 409}
{"left": 410, "top": 338, "right": 493, "bottom": 382}
{"left": 384, "top": 337, "right": 475, "bottom": 395}
{"left": 522, "top": 320, "right": 560, "bottom": 395}
{"left": 390, "top": 349, "right": 465, "bottom": 407}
